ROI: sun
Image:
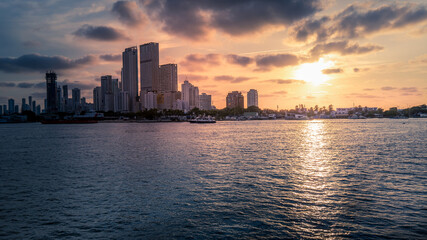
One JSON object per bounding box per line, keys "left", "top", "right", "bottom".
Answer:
{"left": 294, "top": 58, "right": 334, "bottom": 85}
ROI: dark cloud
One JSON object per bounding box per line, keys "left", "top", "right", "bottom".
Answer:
{"left": 225, "top": 54, "right": 254, "bottom": 67}
{"left": 140, "top": 0, "right": 322, "bottom": 40}
{"left": 179, "top": 53, "right": 221, "bottom": 71}
{"left": 255, "top": 54, "right": 299, "bottom": 71}
{"left": 0, "top": 82, "right": 16, "bottom": 87}
{"left": 214, "top": 75, "right": 253, "bottom": 83}
{"left": 309, "top": 41, "right": 383, "bottom": 60}
{"left": 112, "top": 1, "right": 145, "bottom": 26}
{"left": 0, "top": 54, "right": 96, "bottom": 73}
{"left": 73, "top": 24, "right": 126, "bottom": 41}
{"left": 381, "top": 86, "right": 397, "bottom": 91}
{"left": 17, "top": 82, "right": 34, "bottom": 88}
{"left": 294, "top": 16, "right": 330, "bottom": 42}
{"left": 100, "top": 54, "right": 122, "bottom": 62}
{"left": 264, "top": 79, "right": 305, "bottom": 84}
{"left": 322, "top": 68, "right": 343, "bottom": 74}
{"left": 292, "top": 3, "right": 427, "bottom": 43}
{"left": 400, "top": 87, "right": 418, "bottom": 92}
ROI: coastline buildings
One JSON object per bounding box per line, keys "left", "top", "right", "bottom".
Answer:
{"left": 140, "top": 42, "right": 159, "bottom": 92}
{"left": 226, "top": 91, "right": 244, "bottom": 109}
{"left": 159, "top": 64, "right": 178, "bottom": 92}
{"left": 181, "top": 80, "right": 199, "bottom": 111}
{"left": 199, "top": 93, "right": 212, "bottom": 110}
{"left": 46, "top": 71, "right": 57, "bottom": 113}
{"left": 247, "top": 89, "right": 258, "bottom": 108}
{"left": 72, "top": 88, "right": 81, "bottom": 113}
{"left": 122, "top": 46, "right": 138, "bottom": 112}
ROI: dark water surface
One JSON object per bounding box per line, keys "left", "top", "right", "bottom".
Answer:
{"left": 1, "top": 119, "right": 426, "bottom": 239}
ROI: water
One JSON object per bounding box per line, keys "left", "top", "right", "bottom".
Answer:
{"left": 0, "top": 119, "right": 426, "bottom": 239}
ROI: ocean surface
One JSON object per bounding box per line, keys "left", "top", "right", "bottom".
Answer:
{"left": 0, "top": 119, "right": 426, "bottom": 239}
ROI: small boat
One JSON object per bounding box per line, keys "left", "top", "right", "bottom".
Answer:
{"left": 189, "top": 116, "right": 216, "bottom": 123}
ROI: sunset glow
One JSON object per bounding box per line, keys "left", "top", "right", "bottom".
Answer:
{"left": 294, "top": 59, "right": 333, "bottom": 85}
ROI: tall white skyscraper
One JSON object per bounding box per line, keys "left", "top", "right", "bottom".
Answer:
{"left": 247, "top": 89, "right": 258, "bottom": 108}
{"left": 181, "top": 80, "right": 199, "bottom": 111}
{"left": 140, "top": 42, "right": 159, "bottom": 92}
{"left": 160, "top": 64, "right": 177, "bottom": 92}
{"left": 122, "top": 46, "right": 138, "bottom": 112}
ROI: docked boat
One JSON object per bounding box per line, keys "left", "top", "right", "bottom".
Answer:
{"left": 189, "top": 116, "right": 216, "bottom": 123}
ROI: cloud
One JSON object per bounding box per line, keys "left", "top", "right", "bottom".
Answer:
{"left": 99, "top": 54, "right": 122, "bottom": 62}
{"left": 179, "top": 53, "right": 221, "bottom": 71}
{"left": 363, "top": 88, "right": 374, "bottom": 91}
{"left": 112, "top": 1, "right": 145, "bottom": 26}
{"left": 17, "top": 82, "right": 34, "bottom": 88}
{"left": 291, "top": 3, "right": 427, "bottom": 42}
{"left": 225, "top": 54, "right": 254, "bottom": 67}
{"left": 255, "top": 54, "right": 299, "bottom": 71}
{"left": 178, "top": 74, "right": 209, "bottom": 82}
{"left": 264, "top": 79, "right": 305, "bottom": 84}
{"left": 273, "top": 91, "right": 287, "bottom": 95}
{"left": 353, "top": 67, "right": 370, "bottom": 72}
{"left": 381, "top": 86, "right": 397, "bottom": 91}
{"left": 346, "top": 93, "right": 379, "bottom": 99}
{"left": 0, "top": 82, "right": 16, "bottom": 87}
{"left": 30, "top": 92, "right": 46, "bottom": 99}
{"left": 400, "top": 87, "right": 418, "bottom": 92}
{"left": 214, "top": 75, "right": 253, "bottom": 83}
{"left": 140, "top": 0, "right": 322, "bottom": 40}
{"left": 0, "top": 54, "right": 97, "bottom": 73}
{"left": 309, "top": 41, "right": 383, "bottom": 60}
{"left": 73, "top": 24, "right": 126, "bottom": 41}
{"left": 322, "top": 68, "right": 343, "bottom": 74}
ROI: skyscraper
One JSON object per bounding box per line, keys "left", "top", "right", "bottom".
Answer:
{"left": 140, "top": 42, "right": 159, "bottom": 92}
{"left": 160, "top": 64, "right": 178, "bottom": 92}
{"left": 72, "top": 88, "right": 81, "bottom": 112}
{"left": 8, "top": 98, "right": 15, "bottom": 114}
{"left": 226, "top": 91, "right": 244, "bottom": 109}
{"left": 63, "top": 85, "right": 68, "bottom": 112}
{"left": 46, "top": 71, "right": 57, "bottom": 113}
{"left": 247, "top": 89, "right": 258, "bottom": 108}
{"left": 56, "top": 87, "right": 62, "bottom": 112}
{"left": 93, "top": 87, "right": 102, "bottom": 111}
{"left": 21, "top": 98, "right": 26, "bottom": 113}
{"left": 122, "top": 46, "right": 138, "bottom": 112}
{"left": 181, "top": 80, "right": 199, "bottom": 111}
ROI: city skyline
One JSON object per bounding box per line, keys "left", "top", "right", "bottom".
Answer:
{"left": 0, "top": 0, "right": 426, "bottom": 109}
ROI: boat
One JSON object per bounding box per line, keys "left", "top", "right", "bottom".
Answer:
{"left": 189, "top": 116, "right": 216, "bottom": 123}
{"left": 41, "top": 119, "right": 98, "bottom": 124}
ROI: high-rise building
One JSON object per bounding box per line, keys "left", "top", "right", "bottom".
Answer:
{"left": 140, "top": 42, "right": 159, "bottom": 92}
{"left": 247, "top": 89, "right": 258, "bottom": 108}
{"left": 93, "top": 87, "right": 102, "bottom": 111}
{"left": 226, "top": 91, "right": 244, "bottom": 109}
{"left": 122, "top": 46, "right": 138, "bottom": 112}
{"left": 181, "top": 80, "right": 199, "bottom": 111}
{"left": 28, "top": 96, "right": 32, "bottom": 111}
{"left": 101, "top": 75, "right": 113, "bottom": 112}
{"left": 8, "top": 98, "right": 15, "bottom": 114}
{"left": 199, "top": 93, "right": 212, "bottom": 110}
{"left": 72, "top": 88, "right": 81, "bottom": 112}
{"left": 36, "top": 105, "right": 41, "bottom": 115}
{"left": 14, "top": 105, "right": 19, "bottom": 114}
{"left": 63, "top": 85, "right": 68, "bottom": 112}
{"left": 160, "top": 64, "right": 178, "bottom": 92}
{"left": 46, "top": 71, "right": 57, "bottom": 113}
{"left": 21, "top": 98, "right": 26, "bottom": 113}
{"left": 32, "top": 101, "right": 36, "bottom": 113}
{"left": 56, "top": 87, "right": 62, "bottom": 112}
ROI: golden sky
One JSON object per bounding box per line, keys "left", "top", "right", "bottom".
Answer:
{"left": 0, "top": 0, "right": 426, "bottom": 109}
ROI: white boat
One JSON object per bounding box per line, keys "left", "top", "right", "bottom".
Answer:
{"left": 189, "top": 116, "right": 216, "bottom": 123}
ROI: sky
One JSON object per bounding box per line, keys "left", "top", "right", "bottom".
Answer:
{"left": 0, "top": 0, "right": 426, "bottom": 110}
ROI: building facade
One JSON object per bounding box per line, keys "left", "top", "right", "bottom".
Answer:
{"left": 140, "top": 42, "right": 159, "bottom": 92}
{"left": 199, "top": 93, "right": 212, "bottom": 110}
{"left": 226, "top": 91, "right": 244, "bottom": 109}
{"left": 159, "top": 64, "right": 178, "bottom": 92}
{"left": 122, "top": 46, "right": 138, "bottom": 112}
{"left": 181, "top": 80, "right": 199, "bottom": 111}
{"left": 247, "top": 89, "right": 258, "bottom": 108}
{"left": 46, "top": 71, "right": 57, "bottom": 113}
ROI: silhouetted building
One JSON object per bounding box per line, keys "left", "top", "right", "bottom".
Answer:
{"left": 21, "top": 98, "right": 26, "bottom": 113}
{"left": 93, "top": 87, "right": 102, "bottom": 111}
{"left": 140, "top": 42, "right": 159, "bottom": 92}
{"left": 63, "top": 85, "right": 68, "bottom": 112}
{"left": 122, "top": 46, "right": 138, "bottom": 112}
{"left": 247, "top": 89, "right": 258, "bottom": 108}
{"left": 72, "top": 88, "right": 81, "bottom": 112}
{"left": 46, "top": 71, "right": 58, "bottom": 113}
{"left": 56, "top": 87, "right": 62, "bottom": 112}
{"left": 8, "top": 99, "right": 15, "bottom": 114}
{"left": 226, "top": 91, "right": 244, "bottom": 109}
